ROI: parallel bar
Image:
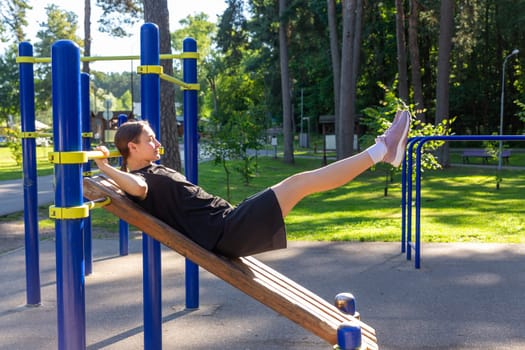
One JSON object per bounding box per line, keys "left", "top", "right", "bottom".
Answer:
{"left": 410, "top": 135, "right": 525, "bottom": 269}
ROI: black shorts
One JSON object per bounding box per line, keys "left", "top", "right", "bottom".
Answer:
{"left": 213, "top": 188, "right": 287, "bottom": 257}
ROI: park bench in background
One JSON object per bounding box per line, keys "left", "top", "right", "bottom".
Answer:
{"left": 461, "top": 149, "right": 511, "bottom": 164}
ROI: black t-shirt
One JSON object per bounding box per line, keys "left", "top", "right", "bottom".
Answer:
{"left": 129, "top": 163, "right": 233, "bottom": 250}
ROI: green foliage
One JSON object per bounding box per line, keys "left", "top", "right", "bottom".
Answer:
{"left": 96, "top": 0, "right": 142, "bottom": 37}
{"left": 360, "top": 82, "right": 455, "bottom": 195}
{"left": 0, "top": 46, "right": 20, "bottom": 125}
{"left": 33, "top": 5, "right": 84, "bottom": 112}
{"left": 5, "top": 126, "right": 22, "bottom": 166}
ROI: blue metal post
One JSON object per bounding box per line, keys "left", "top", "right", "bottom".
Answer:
{"left": 118, "top": 114, "right": 130, "bottom": 256}
{"left": 183, "top": 37, "right": 200, "bottom": 309}
{"left": 81, "top": 72, "right": 93, "bottom": 276}
{"left": 140, "top": 23, "right": 163, "bottom": 350}
{"left": 52, "top": 40, "right": 86, "bottom": 349}
{"left": 336, "top": 322, "right": 362, "bottom": 350}
{"left": 405, "top": 137, "right": 421, "bottom": 261}
{"left": 18, "top": 42, "right": 41, "bottom": 306}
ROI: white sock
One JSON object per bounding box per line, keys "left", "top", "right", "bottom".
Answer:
{"left": 366, "top": 141, "right": 387, "bottom": 164}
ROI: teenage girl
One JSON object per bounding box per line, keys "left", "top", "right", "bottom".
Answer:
{"left": 93, "top": 111, "right": 410, "bottom": 257}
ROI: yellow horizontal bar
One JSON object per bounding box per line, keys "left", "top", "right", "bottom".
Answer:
{"left": 21, "top": 131, "right": 53, "bottom": 138}
{"left": 137, "top": 65, "right": 199, "bottom": 90}
{"left": 86, "top": 197, "right": 111, "bottom": 210}
{"left": 49, "top": 204, "right": 90, "bottom": 219}
{"left": 82, "top": 132, "right": 93, "bottom": 138}
{"left": 48, "top": 151, "right": 88, "bottom": 164}
{"left": 16, "top": 53, "right": 197, "bottom": 64}
{"left": 85, "top": 150, "right": 121, "bottom": 159}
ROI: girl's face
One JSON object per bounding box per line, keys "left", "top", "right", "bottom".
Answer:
{"left": 130, "top": 125, "right": 162, "bottom": 162}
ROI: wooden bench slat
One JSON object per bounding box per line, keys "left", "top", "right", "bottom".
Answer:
{"left": 242, "top": 256, "right": 378, "bottom": 342}
{"left": 83, "top": 176, "right": 378, "bottom": 349}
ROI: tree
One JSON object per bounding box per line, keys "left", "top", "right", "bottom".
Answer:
{"left": 83, "top": 0, "right": 91, "bottom": 73}
{"left": 327, "top": 0, "right": 340, "bottom": 151}
{"left": 395, "top": 0, "right": 409, "bottom": 102}
{"left": 34, "top": 5, "right": 83, "bottom": 112}
{"left": 278, "top": 0, "right": 294, "bottom": 163}
{"left": 408, "top": 0, "right": 425, "bottom": 119}
{"left": 143, "top": 0, "right": 181, "bottom": 171}
{"left": 337, "top": 0, "right": 363, "bottom": 158}
{"left": 0, "top": 0, "right": 30, "bottom": 43}
{"left": 96, "top": 0, "right": 142, "bottom": 37}
{"left": 435, "top": 0, "right": 454, "bottom": 166}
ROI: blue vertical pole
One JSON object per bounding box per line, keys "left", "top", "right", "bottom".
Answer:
{"left": 52, "top": 40, "right": 86, "bottom": 349}
{"left": 18, "top": 42, "right": 41, "bottom": 306}
{"left": 118, "top": 114, "right": 130, "bottom": 256}
{"left": 140, "top": 23, "right": 162, "bottom": 350}
{"left": 81, "top": 72, "right": 93, "bottom": 276}
{"left": 183, "top": 37, "right": 199, "bottom": 309}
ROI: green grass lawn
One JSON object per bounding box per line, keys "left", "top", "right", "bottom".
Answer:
{"left": 0, "top": 146, "right": 54, "bottom": 181}
{"left": 2, "top": 147, "right": 524, "bottom": 244}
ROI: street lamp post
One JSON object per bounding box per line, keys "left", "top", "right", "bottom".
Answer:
{"left": 498, "top": 49, "right": 519, "bottom": 172}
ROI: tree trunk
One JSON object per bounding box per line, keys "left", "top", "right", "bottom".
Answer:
{"left": 395, "top": 0, "right": 409, "bottom": 102}
{"left": 279, "top": 0, "right": 294, "bottom": 164}
{"left": 83, "top": 0, "right": 91, "bottom": 73}
{"left": 327, "top": 0, "right": 340, "bottom": 147}
{"left": 337, "top": 0, "right": 356, "bottom": 158}
{"left": 435, "top": 0, "right": 454, "bottom": 166}
{"left": 351, "top": 0, "right": 363, "bottom": 151}
{"left": 143, "top": 0, "right": 181, "bottom": 171}
{"left": 408, "top": 0, "right": 425, "bottom": 120}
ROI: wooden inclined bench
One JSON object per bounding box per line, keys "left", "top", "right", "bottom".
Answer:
{"left": 83, "top": 176, "right": 378, "bottom": 349}
{"left": 462, "top": 149, "right": 511, "bottom": 164}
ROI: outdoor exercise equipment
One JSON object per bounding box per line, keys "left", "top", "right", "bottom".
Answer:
{"left": 18, "top": 22, "right": 378, "bottom": 349}
{"left": 402, "top": 135, "right": 525, "bottom": 269}
{"left": 83, "top": 175, "right": 378, "bottom": 349}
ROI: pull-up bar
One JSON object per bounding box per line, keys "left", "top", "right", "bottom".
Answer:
{"left": 16, "top": 52, "right": 199, "bottom": 64}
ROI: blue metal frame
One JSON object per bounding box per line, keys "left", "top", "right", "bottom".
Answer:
{"left": 118, "top": 113, "right": 130, "bottom": 256}
{"left": 183, "top": 37, "right": 200, "bottom": 309}
{"left": 140, "top": 23, "right": 163, "bottom": 350}
{"left": 18, "top": 42, "right": 41, "bottom": 306}
{"left": 21, "top": 23, "right": 201, "bottom": 348}
{"left": 403, "top": 135, "right": 525, "bottom": 268}
{"left": 52, "top": 40, "right": 86, "bottom": 350}
{"left": 81, "top": 72, "right": 93, "bottom": 276}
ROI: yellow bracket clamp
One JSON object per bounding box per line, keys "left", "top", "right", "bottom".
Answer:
{"left": 49, "top": 198, "right": 111, "bottom": 219}
{"left": 21, "top": 132, "right": 38, "bottom": 138}
{"left": 49, "top": 205, "right": 90, "bottom": 220}
{"left": 82, "top": 132, "right": 93, "bottom": 138}
{"left": 48, "top": 151, "right": 88, "bottom": 164}
{"left": 137, "top": 65, "right": 200, "bottom": 90}
{"left": 137, "top": 65, "right": 163, "bottom": 75}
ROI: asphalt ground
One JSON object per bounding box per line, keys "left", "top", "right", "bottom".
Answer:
{"left": 1, "top": 237, "right": 524, "bottom": 349}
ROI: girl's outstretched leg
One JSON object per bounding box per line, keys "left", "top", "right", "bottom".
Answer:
{"left": 271, "top": 110, "right": 411, "bottom": 217}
